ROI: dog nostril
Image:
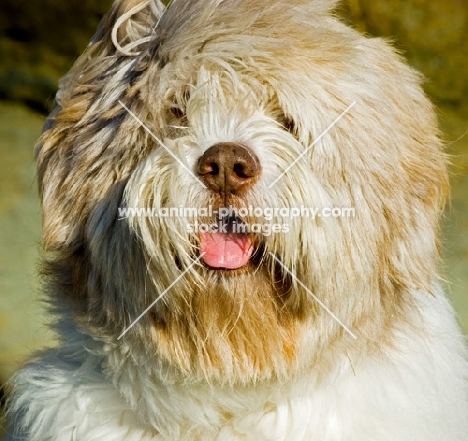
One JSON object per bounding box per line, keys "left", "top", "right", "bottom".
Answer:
{"left": 199, "top": 162, "right": 220, "bottom": 176}
{"left": 197, "top": 142, "right": 261, "bottom": 194}
{"left": 233, "top": 163, "right": 249, "bottom": 178}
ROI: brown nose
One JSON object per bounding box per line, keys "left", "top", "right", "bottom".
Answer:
{"left": 197, "top": 142, "right": 261, "bottom": 194}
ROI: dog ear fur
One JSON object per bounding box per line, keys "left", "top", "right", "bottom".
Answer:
{"left": 36, "top": 0, "right": 166, "bottom": 251}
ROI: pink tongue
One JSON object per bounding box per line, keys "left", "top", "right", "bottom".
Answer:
{"left": 200, "top": 233, "right": 253, "bottom": 269}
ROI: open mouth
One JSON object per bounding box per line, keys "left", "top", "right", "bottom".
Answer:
{"left": 199, "top": 215, "right": 255, "bottom": 270}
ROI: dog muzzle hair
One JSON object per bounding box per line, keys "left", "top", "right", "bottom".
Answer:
{"left": 5, "top": 0, "right": 468, "bottom": 440}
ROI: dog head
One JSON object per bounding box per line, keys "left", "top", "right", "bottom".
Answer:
{"left": 36, "top": 0, "right": 448, "bottom": 383}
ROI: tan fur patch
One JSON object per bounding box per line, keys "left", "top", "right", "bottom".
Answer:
{"left": 149, "top": 266, "right": 301, "bottom": 382}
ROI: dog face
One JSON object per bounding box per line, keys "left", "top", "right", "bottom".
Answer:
{"left": 36, "top": 0, "right": 448, "bottom": 383}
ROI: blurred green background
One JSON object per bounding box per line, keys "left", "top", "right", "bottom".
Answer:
{"left": 0, "top": 0, "right": 467, "bottom": 435}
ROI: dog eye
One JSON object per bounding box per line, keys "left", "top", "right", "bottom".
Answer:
{"left": 277, "top": 113, "right": 295, "bottom": 133}
{"left": 169, "top": 107, "right": 185, "bottom": 119}
{"left": 283, "top": 118, "right": 295, "bottom": 133}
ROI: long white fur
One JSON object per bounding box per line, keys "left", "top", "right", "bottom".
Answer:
{"left": 6, "top": 288, "right": 468, "bottom": 440}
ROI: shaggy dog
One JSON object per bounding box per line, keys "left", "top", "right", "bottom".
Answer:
{"left": 6, "top": 0, "right": 468, "bottom": 439}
